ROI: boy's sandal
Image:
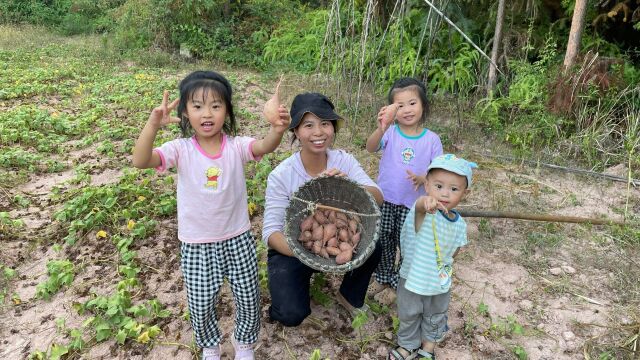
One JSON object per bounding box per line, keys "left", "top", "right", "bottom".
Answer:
{"left": 388, "top": 346, "right": 418, "bottom": 360}
{"left": 416, "top": 349, "right": 435, "bottom": 360}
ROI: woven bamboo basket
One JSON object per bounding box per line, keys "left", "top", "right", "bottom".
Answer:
{"left": 284, "top": 176, "right": 381, "bottom": 273}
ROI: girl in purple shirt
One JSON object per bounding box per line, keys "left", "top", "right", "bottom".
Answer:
{"left": 365, "top": 78, "right": 443, "bottom": 292}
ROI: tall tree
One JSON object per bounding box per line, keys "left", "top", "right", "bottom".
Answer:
{"left": 563, "top": 0, "right": 589, "bottom": 72}
{"left": 487, "top": 0, "right": 506, "bottom": 93}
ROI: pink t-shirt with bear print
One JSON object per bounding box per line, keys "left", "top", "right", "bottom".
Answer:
{"left": 154, "top": 134, "right": 260, "bottom": 243}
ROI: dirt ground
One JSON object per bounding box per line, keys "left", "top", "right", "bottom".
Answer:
{"left": 1, "top": 74, "right": 639, "bottom": 360}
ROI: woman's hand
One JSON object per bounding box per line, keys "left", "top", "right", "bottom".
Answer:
{"left": 406, "top": 169, "right": 425, "bottom": 191}
{"left": 148, "top": 90, "right": 180, "bottom": 128}
{"left": 320, "top": 168, "right": 347, "bottom": 177}
{"left": 377, "top": 103, "right": 398, "bottom": 132}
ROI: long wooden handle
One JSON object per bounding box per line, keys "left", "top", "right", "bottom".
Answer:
{"left": 457, "top": 209, "right": 626, "bottom": 226}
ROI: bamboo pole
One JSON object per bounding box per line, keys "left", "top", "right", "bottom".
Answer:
{"left": 458, "top": 209, "right": 626, "bottom": 226}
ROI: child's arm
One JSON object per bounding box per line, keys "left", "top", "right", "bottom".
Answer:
{"left": 132, "top": 91, "right": 180, "bottom": 169}
{"left": 365, "top": 104, "right": 398, "bottom": 153}
{"left": 251, "top": 79, "right": 291, "bottom": 157}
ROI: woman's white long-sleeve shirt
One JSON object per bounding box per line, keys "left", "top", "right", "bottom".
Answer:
{"left": 262, "top": 149, "right": 380, "bottom": 245}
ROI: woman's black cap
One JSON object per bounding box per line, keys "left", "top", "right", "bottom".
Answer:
{"left": 289, "top": 92, "right": 342, "bottom": 129}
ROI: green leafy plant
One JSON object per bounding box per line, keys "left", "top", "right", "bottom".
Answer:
{"left": 54, "top": 169, "right": 172, "bottom": 245}
{"left": 0, "top": 212, "right": 25, "bottom": 238}
{"left": 512, "top": 344, "right": 528, "bottom": 359}
{"left": 0, "top": 263, "right": 18, "bottom": 304}
{"left": 489, "top": 315, "right": 525, "bottom": 338}
{"left": 75, "top": 280, "right": 165, "bottom": 345}
{"left": 263, "top": 9, "right": 328, "bottom": 71}
{"left": 309, "top": 349, "right": 330, "bottom": 360}
{"left": 245, "top": 152, "right": 290, "bottom": 216}
{"left": 35, "top": 260, "right": 75, "bottom": 300}
{"left": 310, "top": 273, "right": 331, "bottom": 306}
{"left": 477, "top": 301, "right": 490, "bottom": 317}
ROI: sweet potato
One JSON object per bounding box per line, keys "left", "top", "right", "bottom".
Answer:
{"left": 300, "top": 207, "right": 364, "bottom": 262}
{"left": 351, "top": 231, "right": 361, "bottom": 248}
{"left": 348, "top": 219, "right": 358, "bottom": 234}
{"left": 338, "top": 229, "right": 350, "bottom": 243}
{"left": 335, "top": 249, "right": 353, "bottom": 264}
{"left": 314, "top": 210, "right": 328, "bottom": 224}
{"left": 323, "top": 223, "right": 337, "bottom": 243}
{"left": 312, "top": 225, "right": 324, "bottom": 242}
{"left": 312, "top": 240, "right": 322, "bottom": 254}
{"left": 328, "top": 210, "right": 336, "bottom": 223}
{"left": 335, "top": 218, "right": 348, "bottom": 229}
{"left": 335, "top": 212, "right": 348, "bottom": 222}
{"left": 300, "top": 216, "right": 314, "bottom": 232}
{"left": 298, "top": 230, "right": 311, "bottom": 242}
{"left": 327, "top": 237, "right": 338, "bottom": 248}
{"left": 338, "top": 242, "right": 352, "bottom": 253}
{"left": 326, "top": 246, "right": 341, "bottom": 256}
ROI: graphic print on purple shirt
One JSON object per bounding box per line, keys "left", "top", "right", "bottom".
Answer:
{"left": 401, "top": 147, "right": 415, "bottom": 164}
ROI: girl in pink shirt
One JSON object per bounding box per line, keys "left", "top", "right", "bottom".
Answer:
{"left": 132, "top": 71, "right": 289, "bottom": 360}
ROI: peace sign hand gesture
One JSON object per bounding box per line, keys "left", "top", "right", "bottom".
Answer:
{"left": 148, "top": 90, "right": 180, "bottom": 128}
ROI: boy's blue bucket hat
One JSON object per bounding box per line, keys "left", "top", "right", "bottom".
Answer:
{"left": 427, "top": 154, "right": 478, "bottom": 188}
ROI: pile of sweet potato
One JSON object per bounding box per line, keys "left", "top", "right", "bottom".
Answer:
{"left": 298, "top": 209, "right": 362, "bottom": 264}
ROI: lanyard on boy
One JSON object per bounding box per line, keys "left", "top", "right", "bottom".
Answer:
{"left": 431, "top": 216, "right": 444, "bottom": 270}
{"left": 431, "top": 212, "right": 453, "bottom": 290}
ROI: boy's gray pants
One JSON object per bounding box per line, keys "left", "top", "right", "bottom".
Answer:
{"left": 397, "top": 277, "right": 450, "bottom": 350}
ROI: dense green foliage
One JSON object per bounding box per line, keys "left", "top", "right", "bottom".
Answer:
{"left": 1, "top": 0, "right": 296, "bottom": 63}
{"left": 1, "top": 0, "right": 638, "bottom": 169}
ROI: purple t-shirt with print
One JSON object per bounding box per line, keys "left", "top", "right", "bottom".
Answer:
{"left": 376, "top": 125, "right": 443, "bottom": 208}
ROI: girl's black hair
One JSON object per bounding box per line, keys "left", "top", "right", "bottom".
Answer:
{"left": 176, "top": 71, "right": 236, "bottom": 137}
{"left": 387, "top": 77, "right": 430, "bottom": 124}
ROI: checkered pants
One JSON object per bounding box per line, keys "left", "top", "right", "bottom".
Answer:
{"left": 180, "top": 231, "right": 260, "bottom": 348}
{"left": 374, "top": 201, "right": 410, "bottom": 289}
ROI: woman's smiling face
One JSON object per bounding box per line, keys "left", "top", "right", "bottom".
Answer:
{"left": 294, "top": 113, "right": 335, "bottom": 154}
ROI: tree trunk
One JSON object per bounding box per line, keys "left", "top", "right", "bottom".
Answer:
{"left": 563, "top": 0, "right": 588, "bottom": 72}
{"left": 487, "top": 0, "right": 506, "bottom": 94}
